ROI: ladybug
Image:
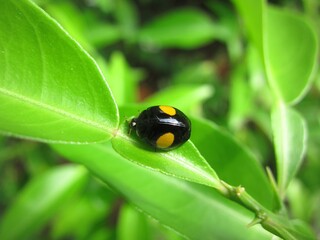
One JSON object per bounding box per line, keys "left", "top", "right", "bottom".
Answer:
{"left": 129, "top": 105, "right": 191, "bottom": 150}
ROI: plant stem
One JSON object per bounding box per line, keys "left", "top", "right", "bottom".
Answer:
{"left": 217, "top": 180, "right": 313, "bottom": 240}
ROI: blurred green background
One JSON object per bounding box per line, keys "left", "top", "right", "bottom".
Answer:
{"left": 1, "top": 0, "right": 320, "bottom": 239}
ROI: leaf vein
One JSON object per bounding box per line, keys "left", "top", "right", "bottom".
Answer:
{"left": 0, "top": 87, "right": 110, "bottom": 134}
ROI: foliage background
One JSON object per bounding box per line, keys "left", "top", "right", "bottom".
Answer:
{"left": 0, "top": 0, "right": 319, "bottom": 239}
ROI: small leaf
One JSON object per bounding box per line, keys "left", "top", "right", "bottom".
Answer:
{"left": 117, "top": 204, "right": 149, "bottom": 240}
{"left": 228, "top": 66, "right": 254, "bottom": 129}
{"left": 0, "top": 165, "right": 87, "bottom": 240}
{"left": 87, "top": 23, "right": 121, "bottom": 48}
{"left": 112, "top": 131, "right": 221, "bottom": 190}
{"left": 172, "top": 61, "right": 216, "bottom": 85}
{"left": 138, "top": 8, "right": 216, "bottom": 49}
{"left": 114, "top": 0, "right": 138, "bottom": 41}
{"left": 191, "top": 117, "right": 277, "bottom": 210}
{"left": 107, "top": 52, "right": 143, "bottom": 105}
{"left": 0, "top": 0, "right": 119, "bottom": 142}
{"left": 265, "top": 7, "right": 318, "bottom": 104}
{"left": 51, "top": 188, "right": 114, "bottom": 239}
{"left": 144, "top": 84, "right": 213, "bottom": 110}
{"left": 232, "top": 0, "right": 264, "bottom": 56}
{"left": 271, "top": 103, "right": 307, "bottom": 195}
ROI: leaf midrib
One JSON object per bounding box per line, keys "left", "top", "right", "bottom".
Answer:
{"left": 0, "top": 86, "right": 112, "bottom": 134}
{"left": 165, "top": 151, "right": 219, "bottom": 188}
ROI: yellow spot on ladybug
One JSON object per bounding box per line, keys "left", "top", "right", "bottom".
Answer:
{"left": 156, "top": 132, "right": 174, "bottom": 149}
{"left": 159, "top": 106, "right": 176, "bottom": 116}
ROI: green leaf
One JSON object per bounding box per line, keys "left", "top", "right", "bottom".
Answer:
{"left": 111, "top": 106, "right": 221, "bottom": 190}
{"left": 172, "top": 61, "right": 216, "bottom": 85}
{"left": 228, "top": 65, "right": 254, "bottom": 129}
{"left": 138, "top": 8, "right": 216, "bottom": 49}
{"left": 144, "top": 84, "right": 213, "bottom": 110}
{"left": 117, "top": 204, "right": 185, "bottom": 240}
{"left": 0, "top": 0, "right": 119, "bottom": 142}
{"left": 45, "top": 1, "right": 93, "bottom": 52}
{"left": 287, "top": 180, "right": 313, "bottom": 221}
{"left": 114, "top": 137, "right": 220, "bottom": 187}
{"left": 52, "top": 143, "right": 273, "bottom": 240}
{"left": 112, "top": 129, "right": 221, "bottom": 190}
{"left": 191, "top": 117, "right": 276, "bottom": 210}
{"left": 0, "top": 165, "right": 87, "bottom": 240}
{"left": 232, "top": 0, "right": 264, "bottom": 56}
{"left": 51, "top": 185, "right": 114, "bottom": 240}
{"left": 114, "top": 0, "right": 138, "bottom": 42}
{"left": 107, "top": 52, "right": 143, "bottom": 105}
{"left": 272, "top": 103, "right": 307, "bottom": 195}
{"left": 233, "top": 1, "right": 318, "bottom": 104}
{"left": 265, "top": 7, "right": 318, "bottom": 104}
{"left": 47, "top": 2, "right": 121, "bottom": 48}
{"left": 87, "top": 23, "right": 121, "bottom": 48}
{"left": 117, "top": 204, "right": 149, "bottom": 240}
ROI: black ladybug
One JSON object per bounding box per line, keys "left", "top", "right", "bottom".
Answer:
{"left": 129, "top": 106, "right": 191, "bottom": 150}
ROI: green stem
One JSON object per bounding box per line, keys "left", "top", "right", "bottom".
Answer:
{"left": 218, "top": 181, "right": 312, "bottom": 240}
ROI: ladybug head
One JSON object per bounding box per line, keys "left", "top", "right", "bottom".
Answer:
{"left": 129, "top": 118, "right": 137, "bottom": 129}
